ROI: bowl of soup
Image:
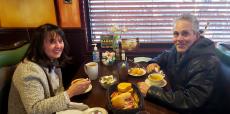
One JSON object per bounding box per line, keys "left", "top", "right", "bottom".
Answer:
{"left": 148, "top": 73, "right": 165, "bottom": 83}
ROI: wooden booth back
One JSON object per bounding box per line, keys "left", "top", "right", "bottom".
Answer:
{"left": 57, "top": 0, "right": 81, "bottom": 27}
{"left": 0, "top": 0, "right": 56, "bottom": 27}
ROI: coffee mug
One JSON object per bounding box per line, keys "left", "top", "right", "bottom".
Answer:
{"left": 84, "top": 62, "right": 98, "bottom": 80}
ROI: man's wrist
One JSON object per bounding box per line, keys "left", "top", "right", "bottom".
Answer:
{"left": 66, "top": 89, "right": 73, "bottom": 98}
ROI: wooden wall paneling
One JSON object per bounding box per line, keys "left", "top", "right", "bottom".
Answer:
{"left": 0, "top": 29, "right": 31, "bottom": 50}
{"left": 62, "top": 29, "right": 87, "bottom": 88}
{"left": 0, "top": 2, "right": 2, "bottom": 27}
{"left": 1, "top": 0, "right": 57, "bottom": 27}
{"left": 57, "top": 0, "right": 81, "bottom": 28}
{"left": 59, "top": 0, "right": 89, "bottom": 87}
{"left": 64, "top": 29, "right": 87, "bottom": 63}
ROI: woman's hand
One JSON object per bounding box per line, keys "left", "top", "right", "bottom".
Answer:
{"left": 137, "top": 82, "right": 150, "bottom": 97}
{"left": 146, "top": 63, "right": 160, "bottom": 73}
{"left": 67, "top": 78, "right": 91, "bottom": 98}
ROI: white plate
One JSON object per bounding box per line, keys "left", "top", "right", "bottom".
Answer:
{"left": 82, "top": 84, "right": 92, "bottom": 94}
{"left": 57, "top": 109, "right": 83, "bottom": 114}
{"left": 128, "top": 68, "right": 146, "bottom": 77}
{"left": 145, "top": 78, "right": 167, "bottom": 87}
{"left": 83, "top": 107, "right": 108, "bottom": 114}
{"left": 134, "top": 57, "right": 152, "bottom": 63}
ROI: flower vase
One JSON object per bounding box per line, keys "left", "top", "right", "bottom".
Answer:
{"left": 112, "top": 40, "right": 119, "bottom": 51}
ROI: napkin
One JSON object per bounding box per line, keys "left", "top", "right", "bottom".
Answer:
{"left": 57, "top": 107, "right": 108, "bottom": 114}
{"left": 68, "top": 102, "right": 89, "bottom": 111}
{"left": 57, "top": 102, "right": 89, "bottom": 114}
{"left": 134, "top": 57, "right": 152, "bottom": 63}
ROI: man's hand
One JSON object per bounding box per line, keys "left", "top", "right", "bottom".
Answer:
{"left": 137, "top": 82, "right": 150, "bottom": 97}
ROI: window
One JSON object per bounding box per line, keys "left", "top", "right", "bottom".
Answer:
{"left": 88, "top": 0, "right": 230, "bottom": 43}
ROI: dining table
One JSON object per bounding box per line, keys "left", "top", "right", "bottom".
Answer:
{"left": 71, "top": 60, "right": 178, "bottom": 114}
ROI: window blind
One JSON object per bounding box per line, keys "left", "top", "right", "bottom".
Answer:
{"left": 88, "top": 0, "right": 230, "bottom": 43}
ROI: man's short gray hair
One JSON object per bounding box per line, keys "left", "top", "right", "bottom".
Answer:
{"left": 173, "top": 14, "right": 199, "bottom": 33}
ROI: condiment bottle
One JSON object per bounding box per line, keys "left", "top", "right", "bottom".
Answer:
{"left": 118, "top": 62, "right": 129, "bottom": 82}
{"left": 121, "top": 50, "right": 126, "bottom": 61}
{"left": 92, "top": 44, "right": 100, "bottom": 62}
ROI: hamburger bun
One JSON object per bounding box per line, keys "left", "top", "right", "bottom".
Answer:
{"left": 71, "top": 78, "right": 89, "bottom": 85}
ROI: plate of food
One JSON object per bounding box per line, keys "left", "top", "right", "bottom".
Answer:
{"left": 128, "top": 68, "right": 146, "bottom": 77}
{"left": 72, "top": 78, "right": 92, "bottom": 94}
{"left": 99, "top": 75, "right": 117, "bottom": 89}
{"left": 107, "top": 82, "right": 144, "bottom": 114}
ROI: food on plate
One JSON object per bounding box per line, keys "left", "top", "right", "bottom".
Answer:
{"left": 128, "top": 68, "right": 146, "bottom": 76}
{"left": 99, "top": 75, "right": 117, "bottom": 89}
{"left": 71, "top": 78, "right": 89, "bottom": 85}
{"left": 110, "top": 82, "right": 139, "bottom": 109}
{"left": 147, "top": 63, "right": 160, "bottom": 73}
{"left": 100, "top": 75, "right": 116, "bottom": 85}
{"left": 117, "top": 82, "right": 133, "bottom": 93}
{"left": 111, "top": 92, "right": 132, "bottom": 109}
{"left": 152, "top": 63, "right": 160, "bottom": 72}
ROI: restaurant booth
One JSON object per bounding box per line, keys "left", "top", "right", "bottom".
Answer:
{"left": 0, "top": 0, "right": 87, "bottom": 113}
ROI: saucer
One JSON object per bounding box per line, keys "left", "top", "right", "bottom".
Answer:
{"left": 145, "top": 79, "right": 167, "bottom": 87}
{"left": 83, "top": 84, "right": 92, "bottom": 94}
{"left": 84, "top": 107, "right": 108, "bottom": 114}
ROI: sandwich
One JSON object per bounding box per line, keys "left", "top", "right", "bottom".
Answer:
{"left": 111, "top": 92, "right": 134, "bottom": 109}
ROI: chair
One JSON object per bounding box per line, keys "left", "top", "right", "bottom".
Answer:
{"left": 0, "top": 42, "right": 29, "bottom": 114}
{"left": 215, "top": 42, "right": 230, "bottom": 113}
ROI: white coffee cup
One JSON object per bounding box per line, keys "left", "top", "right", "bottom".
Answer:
{"left": 84, "top": 62, "right": 98, "bottom": 80}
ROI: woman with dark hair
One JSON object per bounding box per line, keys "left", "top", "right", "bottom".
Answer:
{"left": 8, "top": 24, "right": 91, "bottom": 114}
